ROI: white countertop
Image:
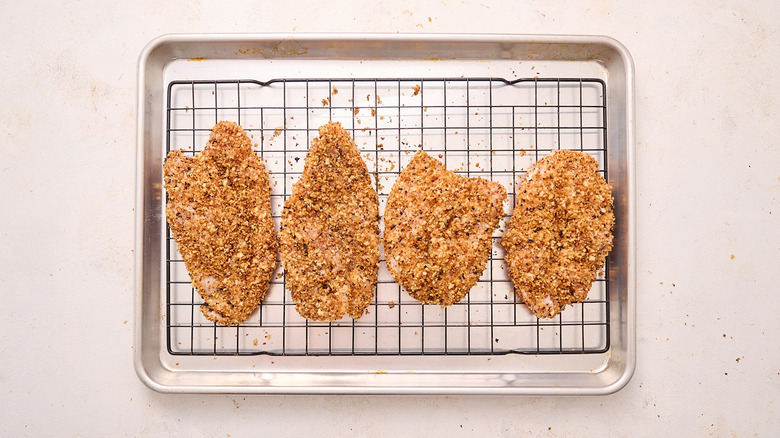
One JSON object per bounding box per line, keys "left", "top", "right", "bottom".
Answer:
{"left": 1, "top": 1, "right": 778, "bottom": 436}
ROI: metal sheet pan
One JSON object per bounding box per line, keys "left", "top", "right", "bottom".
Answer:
{"left": 135, "top": 33, "right": 635, "bottom": 394}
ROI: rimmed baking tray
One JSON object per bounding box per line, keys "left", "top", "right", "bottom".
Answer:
{"left": 135, "top": 33, "right": 635, "bottom": 394}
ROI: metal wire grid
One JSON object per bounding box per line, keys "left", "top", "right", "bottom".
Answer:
{"left": 164, "top": 77, "right": 610, "bottom": 356}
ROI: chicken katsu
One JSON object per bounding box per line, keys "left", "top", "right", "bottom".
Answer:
{"left": 279, "top": 122, "right": 380, "bottom": 321}
{"left": 384, "top": 151, "right": 507, "bottom": 306}
{"left": 500, "top": 150, "right": 614, "bottom": 319}
{"left": 163, "top": 121, "right": 277, "bottom": 326}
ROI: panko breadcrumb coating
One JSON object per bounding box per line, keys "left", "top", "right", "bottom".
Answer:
{"left": 500, "top": 150, "right": 614, "bottom": 319}
{"left": 279, "top": 122, "right": 380, "bottom": 321}
{"left": 163, "top": 121, "right": 277, "bottom": 326}
{"left": 384, "top": 151, "right": 507, "bottom": 306}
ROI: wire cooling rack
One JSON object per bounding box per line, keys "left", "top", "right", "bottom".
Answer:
{"left": 164, "top": 77, "right": 609, "bottom": 356}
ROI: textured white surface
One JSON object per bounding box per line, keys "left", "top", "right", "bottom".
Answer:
{"left": 1, "top": 0, "right": 778, "bottom": 436}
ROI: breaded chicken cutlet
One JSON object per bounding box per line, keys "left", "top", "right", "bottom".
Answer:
{"left": 163, "top": 121, "right": 277, "bottom": 326}
{"left": 384, "top": 151, "right": 507, "bottom": 306}
{"left": 500, "top": 150, "right": 614, "bottom": 319}
{"left": 279, "top": 122, "right": 380, "bottom": 321}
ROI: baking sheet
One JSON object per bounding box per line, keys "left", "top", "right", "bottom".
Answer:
{"left": 135, "top": 33, "right": 635, "bottom": 394}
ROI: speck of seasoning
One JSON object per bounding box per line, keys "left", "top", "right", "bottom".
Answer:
{"left": 730, "top": 254, "right": 735, "bottom": 259}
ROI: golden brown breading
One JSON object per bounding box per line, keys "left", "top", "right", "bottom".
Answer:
{"left": 163, "top": 121, "right": 277, "bottom": 326}
{"left": 384, "top": 151, "right": 507, "bottom": 306}
{"left": 500, "top": 150, "right": 614, "bottom": 318}
{"left": 279, "top": 122, "right": 380, "bottom": 321}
